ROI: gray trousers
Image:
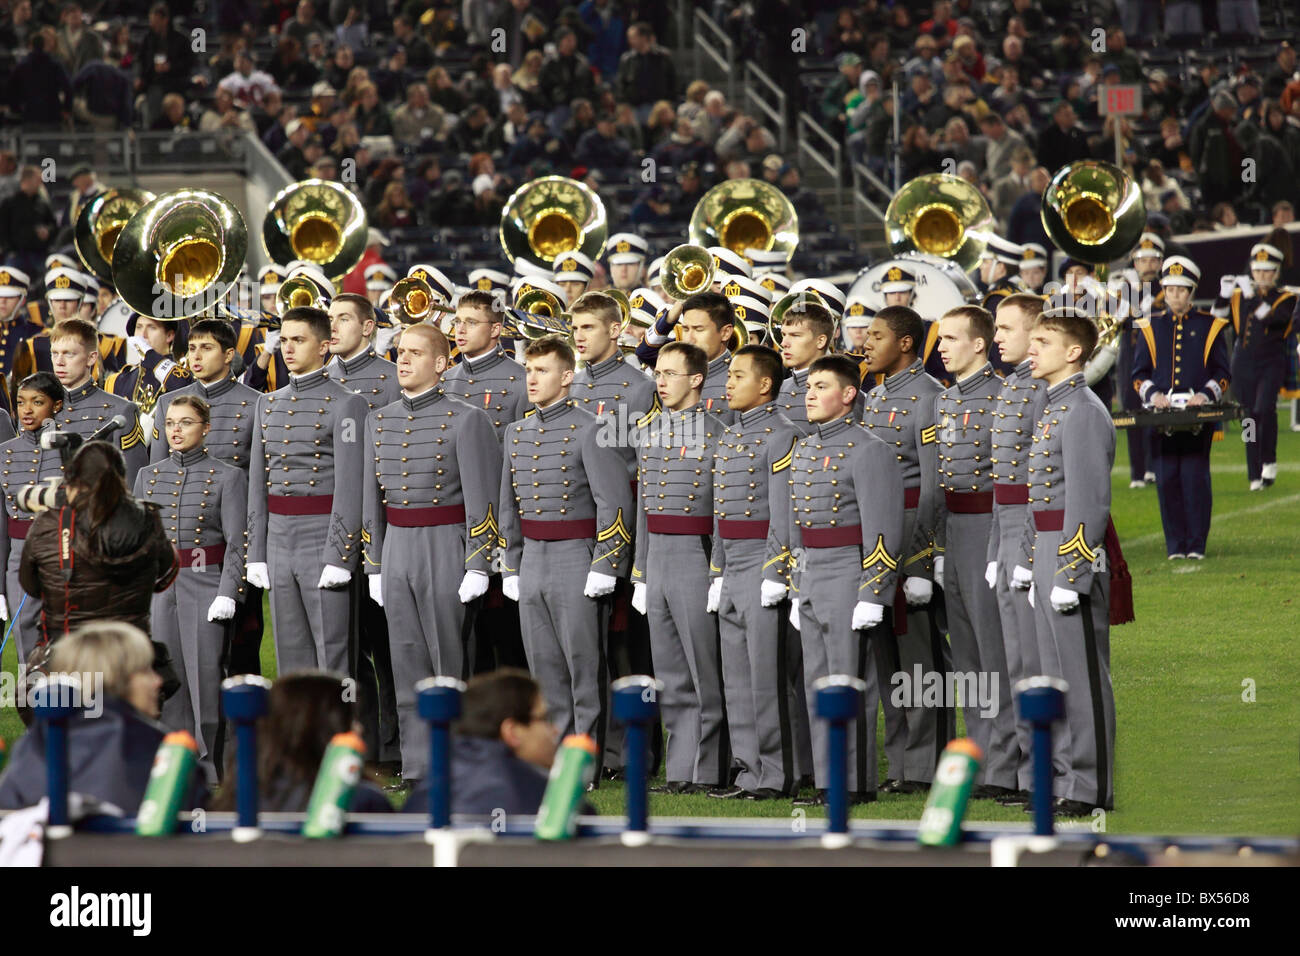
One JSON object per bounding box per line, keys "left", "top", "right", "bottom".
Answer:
{"left": 383, "top": 524, "right": 477, "bottom": 780}
{"left": 5, "top": 549, "right": 42, "bottom": 663}
{"left": 944, "top": 511, "right": 1017, "bottom": 789}
{"left": 519, "top": 538, "right": 609, "bottom": 768}
{"left": 875, "top": 507, "right": 952, "bottom": 784}
{"left": 152, "top": 569, "right": 228, "bottom": 785}
{"left": 718, "top": 539, "right": 806, "bottom": 794}
{"left": 1031, "top": 529, "right": 1115, "bottom": 809}
{"left": 795, "top": 546, "right": 878, "bottom": 793}
{"left": 646, "top": 533, "right": 728, "bottom": 785}
{"left": 267, "top": 513, "right": 353, "bottom": 676}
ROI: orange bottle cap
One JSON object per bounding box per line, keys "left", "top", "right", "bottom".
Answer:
{"left": 945, "top": 737, "right": 984, "bottom": 762}
{"left": 560, "top": 734, "right": 598, "bottom": 755}
{"left": 330, "top": 731, "right": 367, "bottom": 756}
{"left": 162, "top": 730, "right": 199, "bottom": 752}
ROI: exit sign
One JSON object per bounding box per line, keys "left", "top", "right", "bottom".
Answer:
{"left": 1100, "top": 84, "right": 1143, "bottom": 116}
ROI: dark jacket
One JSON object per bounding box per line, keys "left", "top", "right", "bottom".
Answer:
{"left": 1036, "top": 122, "right": 1092, "bottom": 175}
{"left": 402, "top": 736, "right": 551, "bottom": 817}
{"left": 138, "top": 26, "right": 195, "bottom": 95}
{"left": 539, "top": 50, "right": 597, "bottom": 110}
{"left": 259, "top": 777, "right": 393, "bottom": 813}
{"left": 20, "top": 497, "right": 179, "bottom": 643}
{"left": 8, "top": 47, "right": 72, "bottom": 126}
{"left": 0, "top": 190, "right": 57, "bottom": 255}
{"left": 614, "top": 45, "right": 677, "bottom": 106}
{"left": 0, "top": 695, "right": 202, "bottom": 814}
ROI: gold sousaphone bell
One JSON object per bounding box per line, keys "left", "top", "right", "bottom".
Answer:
{"left": 660, "top": 243, "right": 715, "bottom": 301}
{"left": 263, "top": 179, "right": 368, "bottom": 280}
{"left": 500, "top": 175, "right": 608, "bottom": 269}
{"left": 74, "top": 187, "right": 156, "bottom": 285}
{"left": 112, "top": 188, "right": 248, "bottom": 320}
{"left": 689, "top": 178, "right": 798, "bottom": 260}
{"left": 885, "top": 173, "right": 994, "bottom": 272}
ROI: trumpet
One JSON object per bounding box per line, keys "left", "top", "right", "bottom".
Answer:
{"left": 276, "top": 271, "right": 332, "bottom": 316}
{"left": 660, "top": 244, "right": 715, "bottom": 301}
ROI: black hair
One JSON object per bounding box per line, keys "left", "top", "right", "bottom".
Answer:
{"left": 188, "top": 318, "right": 237, "bottom": 352}
{"left": 17, "top": 371, "right": 66, "bottom": 407}
{"left": 65, "top": 440, "right": 127, "bottom": 532}
{"left": 680, "top": 290, "right": 735, "bottom": 333}
{"left": 280, "top": 305, "right": 331, "bottom": 342}
{"left": 733, "top": 344, "right": 783, "bottom": 398}
{"left": 455, "top": 669, "right": 544, "bottom": 739}
{"left": 872, "top": 305, "right": 924, "bottom": 356}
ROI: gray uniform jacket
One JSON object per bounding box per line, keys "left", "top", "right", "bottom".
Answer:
{"left": 987, "top": 359, "right": 1047, "bottom": 563}
{"left": 57, "top": 379, "right": 148, "bottom": 482}
{"left": 150, "top": 376, "right": 259, "bottom": 468}
{"left": 327, "top": 348, "right": 401, "bottom": 413}
{"left": 441, "top": 346, "right": 529, "bottom": 441}
{"left": 571, "top": 351, "right": 658, "bottom": 480}
{"left": 700, "top": 351, "right": 734, "bottom": 424}
{"left": 779, "top": 365, "right": 867, "bottom": 438}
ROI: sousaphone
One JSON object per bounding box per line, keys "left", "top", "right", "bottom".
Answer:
{"left": 884, "top": 173, "right": 994, "bottom": 272}
{"left": 689, "top": 178, "right": 798, "bottom": 260}
{"left": 500, "top": 175, "right": 607, "bottom": 270}
{"left": 263, "top": 179, "right": 368, "bottom": 280}
{"left": 74, "top": 187, "right": 156, "bottom": 285}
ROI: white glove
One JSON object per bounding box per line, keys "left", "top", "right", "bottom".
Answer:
{"left": 245, "top": 562, "right": 270, "bottom": 590}
{"left": 1219, "top": 275, "right": 1236, "bottom": 299}
{"left": 1050, "top": 585, "right": 1080, "bottom": 613}
{"left": 1237, "top": 275, "right": 1254, "bottom": 297}
{"left": 985, "top": 561, "right": 998, "bottom": 590}
{"left": 706, "top": 577, "right": 722, "bottom": 613}
{"left": 374, "top": 325, "right": 400, "bottom": 355}
{"left": 1011, "top": 565, "right": 1033, "bottom": 590}
{"left": 262, "top": 330, "right": 281, "bottom": 353}
{"left": 933, "top": 555, "right": 944, "bottom": 588}
{"left": 851, "top": 600, "right": 885, "bottom": 630}
{"left": 127, "top": 335, "right": 154, "bottom": 363}
{"left": 632, "top": 581, "right": 647, "bottom": 615}
{"left": 584, "top": 570, "right": 617, "bottom": 598}
{"left": 902, "top": 577, "right": 933, "bottom": 607}
{"left": 458, "top": 569, "right": 489, "bottom": 604}
{"left": 0, "top": 594, "right": 9, "bottom": 620}
{"left": 1254, "top": 302, "right": 1272, "bottom": 319}
{"left": 368, "top": 574, "right": 384, "bottom": 607}
{"left": 317, "top": 564, "right": 351, "bottom": 589}
{"left": 502, "top": 575, "right": 520, "bottom": 602}
{"left": 788, "top": 600, "right": 801, "bottom": 631}
{"left": 760, "top": 579, "right": 788, "bottom": 607}
{"left": 207, "top": 596, "right": 236, "bottom": 621}
{"left": 1028, "top": 582, "right": 1036, "bottom": 608}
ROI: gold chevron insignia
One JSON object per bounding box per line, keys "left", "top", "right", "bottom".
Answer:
{"left": 120, "top": 419, "right": 144, "bottom": 450}
{"left": 597, "top": 507, "right": 632, "bottom": 545}
{"left": 771, "top": 438, "right": 797, "bottom": 473}
{"left": 920, "top": 425, "right": 937, "bottom": 444}
{"left": 862, "top": 534, "right": 898, "bottom": 571}
{"left": 470, "top": 503, "right": 499, "bottom": 539}
{"left": 1057, "top": 523, "right": 1097, "bottom": 562}
{"left": 361, "top": 528, "right": 371, "bottom": 544}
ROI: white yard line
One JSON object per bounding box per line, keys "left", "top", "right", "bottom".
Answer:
{"left": 1123, "top": 493, "right": 1300, "bottom": 548}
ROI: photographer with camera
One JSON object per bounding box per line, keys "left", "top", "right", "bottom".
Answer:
{"left": 19, "top": 439, "right": 179, "bottom": 645}
{"left": 0, "top": 372, "right": 66, "bottom": 661}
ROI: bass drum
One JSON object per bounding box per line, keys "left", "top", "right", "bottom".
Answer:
{"left": 97, "top": 297, "right": 134, "bottom": 338}
{"left": 845, "top": 252, "right": 978, "bottom": 320}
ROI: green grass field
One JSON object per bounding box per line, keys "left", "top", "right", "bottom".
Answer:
{"left": 4, "top": 408, "right": 1298, "bottom": 836}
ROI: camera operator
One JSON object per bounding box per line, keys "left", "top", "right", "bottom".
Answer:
{"left": 19, "top": 439, "right": 179, "bottom": 644}
{"left": 0, "top": 373, "right": 66, "bottom": 660}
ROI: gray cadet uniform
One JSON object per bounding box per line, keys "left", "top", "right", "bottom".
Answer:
{"left": 363, "top": 386, "right": 501, "bottom": 780}
{"left": 987, "top": 358, "right": 1054, "bottom": 792}
{"left": 498, "top": 398, "right": 634, "bottom": 765}
{"left": 327, "top": 347, "right": 402, "bottom": 410}
{"left": 57, "top": 380, "right": 148, "bottom": 484}
{"left": 861, "top": 359, "right": 952, "bottom": 784}
{"left": 631, "top": 403, "right": 728, "bottom": 786}
{"left": 790, "top": 413, "right": 904, "bottom": 793}
{"left": 150, "top": 377, "right": 259, "bottom": 467}
{"left": 713, "top": 401, "right": 811, "bottom": 795}
{"left": 778, "top": 366, "right": 866, "bottom": 437}
{"left": 246, "top": 367, "right": 369, "bottom": 674}
{"left": 1022, "top": 371, "right": 1116, "bottom": 809}
{"left": 935, "top": 363, "right": 1016, "bottom": 790}
{"left": 700, "top": 351, "right": 734, "bottom": 424}
{"left": 441, "top": 346, "right": 529, "bottom": 441}
{"left": 133, "top": 449, "right": 247, "bottom": 784}
{"left": 0, "top": 427, "right": 61, "bottom": 661}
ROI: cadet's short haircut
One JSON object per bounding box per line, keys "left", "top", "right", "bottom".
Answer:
{"left": 48, "top": 318, "right": 98, "bottom": 352}
{"left": 1035, "top": 308, "right": 1098, "bottom": 359}
{"left": 781, "top": 300, "right": 837, "bottom": 344}
{"left": 332, "top": 291, "right": 376, "bottom": 325}
{"left": 398, "top": 322, "right": 450, "bottom": 362}
{"left": 167, "top": 394, "right": 211, "bottom": 425}
{"left": 281, "top": 306, "right": 331, "bottom": 342}
{"left": 809, "top": 354, "right": 861, "bottom": 391}
{"left": 454, "top": 668, "right": 544, "bottom": 740}
{"left": 457, "top": 289, "right": 501, "bottom": 317}
{"left": 570, "top": 290, "right": 622, "bottom": 327}
{"left": 658, "top": 341, "right": 707, "bottom": 381}
{"left": 998, "top": 293, "right": 1046, "bottom": 325}
{"left": 188, "top": 318, "right": 236, "bottom": 352}
{"left": 872, "top": 305, "right": 924, "bottom": 356}
{"left": 523, "top": 333, "right": 576, "bottom": 372}
{"left": 681, "top": 290, "right": 735, "bottom": 332}
{"left": 942, "top": 304, "right": 995, "bottom": 353}
{"left": 733, "top": 344, "right": 783, "bottom": 398}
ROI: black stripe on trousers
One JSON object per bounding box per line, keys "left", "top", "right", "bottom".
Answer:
{"left": 459, "top": 598, "right": 480, "bottom": 683}
{"left": 854, "top": 628, "right": 872, "bottom": 795}
{"left": 1078, "top": 594, "right": 1111, "bottom": 810}
{"left": 775, "top": 603, "right": 796, "bottom": 795}
{"left": 592, "top": 595, "right": 610, "bottom": 782}
{"left": 927, "top": 605, "right": 953, "bottom": 765}
{"left": 711, "top": 608, "right": 732, "bottom": 787}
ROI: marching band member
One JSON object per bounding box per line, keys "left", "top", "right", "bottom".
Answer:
{"left": 1213, "top": 243, "right": 1295, "bottom": 490}
{"left": 629, "top": 342, "right": 728, "bottom": 793}
{"left": 646, "top": 256, "right": 666, "bottom": 301}
{"left": 1116, "top": 233, "right": 1165, "bottom": 488}
{"left": 498, "top": 335, "right": 634, "bottom": 778}
{"left": 133, "top": 395, "right": 247, "bottom": 785}
{"left": 465, "top": 267, "right": 511, "bottom": 299}
{"left": 1014, "top": 305, "right": 1117, "bottom": 816}
{"left": 244, "top": 306, "right": 369, "bottom": 673}
{"left": 860, "top": 306, "right": 949, "bottom": 793}
{"left": 106, "top": 315, "right": 193, "bottom": 433}
{"left": 258, "top": 264, "right": 284, "bottom": 314}
{"left": 12, "top": 267, "right": 89, "bottom": 381}
{"left": 986, "top": 293, "right": 1053, "bottom": 802}
{"left": 934, "top": 305, "right": 1017, "bottom": 798}
{"left": 606, "top": 232, "right": 650, "bottom": 293}
{"left": 0, "top": 267, "right": 43, "bottom": 386}
{"left": 746, "top": 248, "right": 788, "bottom": 283}
{"left": 0, "top": 372, "right": 62, "bottom": 661}
{"left": 708, "top": 344, "right": 810, "bottom": 800}
{"left": 841, "top": 304, "right": 873, "bottom": 356}
{"left": 362, "top": 323, "right": 502, "bottom": 781}
{"left": 789, "top": 354, "right": 904, "bottom": 806}
{"left": 365, "top": 263, "right": 398, "bottom": 307}
{"left": 708, "top": 247, "right": 754, "bottom": 290}
{"left": 1018, "top": 243, "right": 1049, "bottom": 294}
{"left": 553, "top": 250, "right": 596, "bottom": 305}
{"left": 639, "top": 291, "right": 739, "bottom": 421}
{"left": 979, "top": 235, "right": 1029, "bottom": 310}
{"left": 1132, "top": 257, "right": 1231, "bottom": 559}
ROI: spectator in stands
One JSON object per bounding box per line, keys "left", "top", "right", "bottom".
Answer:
{"left": 1263, "top": 100, "right": 1300, "bottom": 166}
{"left": 150, "top": 91, "right": 193, "bottom": 132}
{"left": 138, "top": 3, "right": 195, "bottom": 113}
{"left": 284, "top": 0, "right": 329, "bottom": 47}
{"left": 513, "top": 49, "right": 547, "bottom": 113}
{"left": 1006, "top": 103, "right": 1040, "bottom": 153}
{"left": 949, "top": 34, "right": 985, "bottom": 83}
{"left": 900, "top": 125, "right": 942, "bottom": 181}
{"left": 1189, "top": 92, "right": 1247, "bottom": 207}
{"left": 990, "top": 65, "right": 1038, "bottom": 123}
{"left": 1120, "top": 0, "right": 1162, "bottom": 42}
{"left": 956, "top": 159, "right": 980, "bottom": 188}
{"left": 1236, "top": 107, "right": 1298, "bottom": 215}
{"left": 0, "top": 0, "right": 35, "bottom": 52}
{"left": 353, "top": 82, "right": 393, "bottom": 137}
{"left": 269, "top": 35, "right": 319, "bottom": 91}
{"left": 1236, "top": 75, "right": 1264, "bottom": 124}
{"left": 1000, "top": 36, "right": 1044, "bottom": 93}
{"left": 653, "top": 116, "right": 715, "bottom": 170}
{"left": 575, "top": 113, "right": 632, "bottom": 168}
{"left": 362, "top": 157, "right": 402, "bottom": 209}
{"left": 864, "top": 92, "right": 897, "bottom": 181}
{"left": 221, "top": 50, "right": 279, "bottom": 109}
{"left": 494, "top": 0, "right": 549, "bottom": 70}
{"left": 1263, "top": 42, "right": 1297, "bottom": 102}
{"left": 473, "top": 176, "right": 503, "bottom": 226}
{"left": 1037, "top": 100, "right": 1091, "bottom": 175}
{"left": 539, "top": 26, "right": 596, "bottom": 117}
{"left": 1141, "top": 70, "right": 1183, "bottom": 125}
{"left": 426, "top": 65, "right": 468, "bottom": 115}
{"left": 389, "top": 13, "right": 432, "bottom": 70}
{"left": 507, "top": 115, "right": 563, "bottom": 168}
{"left": 72, "top": 50, "right": 133, "bottom": 131}
{"left": 821, "top": 52, "right": 864, "bottom": 135}
{"left": 277, "top": 119, "right": 312, "bottom": 178}
{"left": 1007, "top": 166, "right": 1052, "bottom": 249}
{"left": 392, "top": 82, "right": 445, "bottom": 148}
{"left": 373, "top": 180, "right": 417, "bottom": 230}
{"left": 903, "top": 73, "right": 941, "bottom": 127}
{"left": 490, "top": 62, "right": 524, "bottom": 114}
{"left": 334, "top": 3, "right": 368, "bottom": 52}
{"left": 579, "top": 0, "right": 627, "bottom": 80}
{"left": 1101, "top": 28, "right": 1143, "bottom": 85}
{"left": 919, "top": 0, "right": 958, "bottom": 49}
{"left": 1210, "top": 201, "right": 1239, "bottom": 229}
{"left": 723, "top": 159, "right": 751, "bottom": 181}
{"left": 402, "top": 669, "right": 558, "bottom": 817}
{"left": 405, "top": 156, "right": 441, "bottom": 211}
{"left": 216, "top": 672, "right": 392, "bottom": 813}
{"left": 991, "top": 147, "right": 1035, "bottom": 224}
{"left": 1272, "top": 200, "right": 1295, "bottom": 226}
{"left": 451, "top": 103, "right": 493, "bottom": 154}
{"left": 980, "top": 111, "right": 1028, "bottom": 182}
{"left": 323, "top": 45, "right": 354, "bottom": 93}
{"left": 1182, "top": 59, "right": 1222, "bottom": 116}
{"left": 54, "top": 2, "right": 102, "bottom": 76}
{"left": 563, "top": 98, "right": 596, "bottom": 153}
{"left": 1152, "top": 116, "right": 1191, "bottom": 174}
{"left": 629, "top": 184, "right": 673, "bottom": 225}
{"left": 0, "top": 622, "right": 193, "bottom": 815}
{"left": 1142, "top": 160, "right": 1190, "bottom": 212}
{"left": 904, "top": 34, "right": 945, "bottom": 89}
{"left": 718, "top": 116, "right": 775, "bottom": 167}
{"left": 616, "top": 21, "right": 676, "bottom": 114}
{"left": 668, "top": 161, "right": 705, "bottom": 219}
{"left": 937, "top": 117, "right": 988, "bottom": 178}
{"left": 0, "top": 166, "right": 55, "bottom": 278}
{"left": 1161, "top": 190, "right": 1196, "bottom": 234}
{"left": 641, "top": 101, "right": 676, "bottom": 153}
{"left": 1049, "top": 23, "right": 1084, "bottom": 73}
{"left": 9, "top": 28, "right": 71, "bottom": 130}
{"left": 200, "top": 86, "right": 255, "bottom": 133}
